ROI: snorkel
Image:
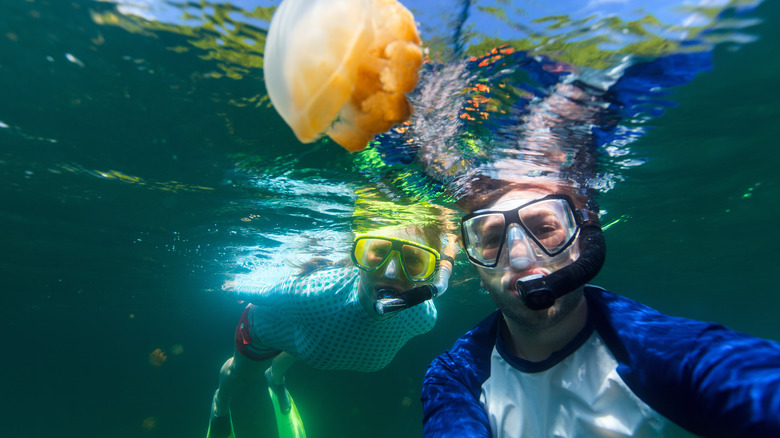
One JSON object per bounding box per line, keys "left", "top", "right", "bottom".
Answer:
{"left": 374, "top": 262, "right": 452, "bottom": 315}
{"left": 516, "top": 209, "right": 605, "bottom": 310}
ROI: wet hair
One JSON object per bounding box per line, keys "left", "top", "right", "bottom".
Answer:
{"left": 391, "top": 223, "right": 444, "bottom": 252}
{"left": 457, "top": 175, "right": 591, "bottom": 214}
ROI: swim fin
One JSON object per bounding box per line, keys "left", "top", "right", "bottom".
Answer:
{"left": 268, "top": 386, "right": 306, "bottom": 438}
{"left": 206, "top": 411, "right": 235, "bottom": 438}
{"left": 207, "top": 390, "right": 235, "bottom": 438}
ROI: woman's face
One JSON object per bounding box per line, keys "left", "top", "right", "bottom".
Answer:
{"left": 357, "top": 228, "right": 433, "bottom": 307}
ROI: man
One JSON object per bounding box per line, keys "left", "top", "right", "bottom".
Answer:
{"left": 421, "top": 179, "right": 780, "bottom": 437}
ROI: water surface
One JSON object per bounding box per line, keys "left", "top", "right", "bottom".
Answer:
{"left": 1, "top": 1, "right": 779, "bottom": 437}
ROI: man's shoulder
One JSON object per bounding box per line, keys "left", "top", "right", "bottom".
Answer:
{"left": 584, "top": 285, "right": 710, "bottom": 331}
{"left": 583, "top": 284, "right": 747, "bottom": 366}
{"left": 431, "top": 311, "right": 501, "bottom": 369}
{"left": 424, "top": 310, "right": 500, "bottom": 398}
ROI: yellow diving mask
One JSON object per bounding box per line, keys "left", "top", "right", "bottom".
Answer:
{"left": 351, "top": 235, "right": 440, "bottom": 282}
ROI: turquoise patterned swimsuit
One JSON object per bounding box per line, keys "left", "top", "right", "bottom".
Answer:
{"left": 234, "top": 266, "right": 437, "bottom": 372}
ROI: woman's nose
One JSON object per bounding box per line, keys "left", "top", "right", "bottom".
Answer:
{"left": 382, "top": 254, "right": 401, "bottom": 279}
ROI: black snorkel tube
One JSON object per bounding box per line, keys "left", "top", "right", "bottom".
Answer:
{"left": 374, "top": 264, "right": 453, "bottom": 316}
{"left": 516, "top": 210, "right": 606, "bottom": 311}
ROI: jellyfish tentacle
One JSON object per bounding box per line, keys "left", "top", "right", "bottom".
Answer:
{"left": 359, "top": 52, "right": 390, "bottom": 77}
{"left": 382, "top": 40, "right": 422, "bottom": 92}
{"left": 327, "top": 105, "right": 373, "bottom": 152}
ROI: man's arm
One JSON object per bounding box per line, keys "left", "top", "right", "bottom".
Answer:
{"left": 422, "top": 352, "right": 492, "bottom": 438}
{"left": 591, "top": 288, "right": 780, "bottom": 436}
{"left": 678, "top": 326, "right": 780, "bottom": 436}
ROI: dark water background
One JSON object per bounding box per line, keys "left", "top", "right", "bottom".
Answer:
{"left": 2, "top": 0, "right": 779, "bottom": 437}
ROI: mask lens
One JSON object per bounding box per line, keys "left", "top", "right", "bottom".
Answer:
{"left": 461, "top": 196, "right": 580, "bottom": 267}
{"left": 463, "top": 213, "right": 506, "bottom": 266}
{"left": 354, "top": 238, "right": 392, "bottom": 269}
{"left": 518, "top": 199, "right": 577, "bottom": 255}
{"left": 353, "top": 236, "right": 439, "bottom": 281}
{"left": 401, "top": 244, "right": 437, "bottom": 280}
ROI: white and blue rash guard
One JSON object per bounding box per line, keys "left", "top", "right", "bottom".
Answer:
{"left": 422, "top": 286, "right": 780, "bottom": 437}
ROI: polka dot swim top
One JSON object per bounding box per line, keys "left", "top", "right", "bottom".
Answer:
{"left": 234, "top": 266, "right": 437, "bottom": 372}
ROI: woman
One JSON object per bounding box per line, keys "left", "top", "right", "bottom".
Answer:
{"left": 207, "top": 223, "right": 458, "bottom": 438}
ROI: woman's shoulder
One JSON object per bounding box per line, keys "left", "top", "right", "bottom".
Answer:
{"left": 293, "top": 266, "right": 360, "bottom": 295}
{"left": 397, "top": 299, "right": 438, "bottom": 332}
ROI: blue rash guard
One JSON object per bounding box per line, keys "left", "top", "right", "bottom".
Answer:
{"left": 422, "top": 286, "right": 780, "bottom": 437}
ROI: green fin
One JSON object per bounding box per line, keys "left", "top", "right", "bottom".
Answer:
{"left": 268, "top": 387, "right": 306, "bottom": 438}
{"left": 206, "top": 413, "right": 235, "bottom": 438}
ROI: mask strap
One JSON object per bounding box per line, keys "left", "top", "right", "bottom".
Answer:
{"left": 516, "top": 210, "right": 605, "bottom": 310}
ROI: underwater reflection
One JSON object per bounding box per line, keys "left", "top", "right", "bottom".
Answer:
{"left": 0, "top": 1, "right": 775, "bottom": 437}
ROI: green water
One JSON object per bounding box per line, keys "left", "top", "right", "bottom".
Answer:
{"left": 598, "top": 19, "right": 780, "bottom": 338}
{"left": 1, "top": 1, "right": 779, "bottom": 437}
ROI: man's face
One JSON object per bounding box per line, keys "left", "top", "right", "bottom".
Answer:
{"left": 471, "top": 189, "right": 583, "bottom": 327}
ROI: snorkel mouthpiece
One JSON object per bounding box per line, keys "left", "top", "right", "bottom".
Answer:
{"left": 374, "top": 286, "right": 435, "bottom": 316}
{"left": 516, "top": 213, "right": 606, "bottom": 311}
{"left": 373, "top": 262, "right": 453, "bottom": 315}
{"left": 516, "top": 274, "right": 555, "bottom": 311}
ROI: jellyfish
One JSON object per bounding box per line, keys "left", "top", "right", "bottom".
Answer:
{"left": 149, "top": 348, "right": 167, "bottom": 367}
{"left": 141, "top": 416, "right": 158, "bottom": 432}
{"left": 264, "top": 0, "right": 423, "bottom": 152}
{"left": 170, "top": 343, "right": 184, "bottom": 356}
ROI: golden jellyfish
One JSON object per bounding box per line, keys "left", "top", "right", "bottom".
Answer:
{"left": 170, "top": 344, "right": 184, "bottom": 356}
{"left": 264, "top": 0, "right": 423, "bottom": 152}
{"left": 141, "top": 416, "right": 158, "bottom": 432}
{"left": 149, "top": 348, "right": 167, "bottom": 367}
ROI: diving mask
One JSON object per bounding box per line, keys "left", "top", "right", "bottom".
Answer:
{"left": 461, "top": 194, "right": 605, "bottom": 310}
{"left": 351, "top": 235, "right": 441, "bottom": 282}
{"left": 461, "top": 194, "right": 580, "bottom": 269}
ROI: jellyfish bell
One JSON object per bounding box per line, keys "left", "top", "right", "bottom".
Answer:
{"left": 264, "top": 0, "right": 423, "bottom": 152}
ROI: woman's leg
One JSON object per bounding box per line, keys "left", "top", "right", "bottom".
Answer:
{"left": 213, "top": 351, "right": 268, "bottom": 416}
{"left": 264, "top": 351, "right": 299, "bottom": 414}
{"left": 207, "top": 351, "right": 270, "bottom": 438}
{"left": 267, "top": 351, "right": 298, "bottom": 385}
